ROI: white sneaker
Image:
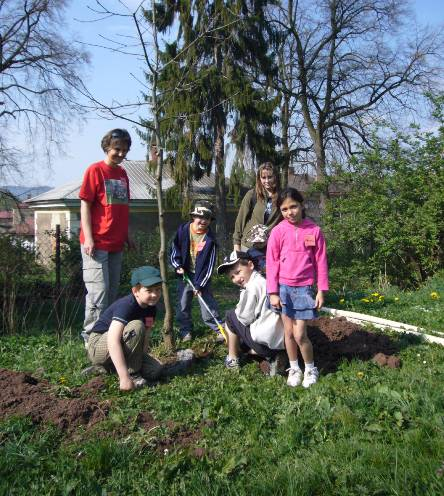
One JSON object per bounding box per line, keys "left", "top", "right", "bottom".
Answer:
{"left": 286, "top": 368, "right": 303, "bottom": 387}
{"left": 302, "top": 367, "right": 319, "bottom": 388}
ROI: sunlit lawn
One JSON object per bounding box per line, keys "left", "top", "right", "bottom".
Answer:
{"left": 0, "top": 276, "right": 443, "bottom": 495}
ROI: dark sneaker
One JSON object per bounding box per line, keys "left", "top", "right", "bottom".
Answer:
{"left": 267, "top": 351, "right": 288, "bottom": 377}
{"left": 224, "top": 356, "right": 240, "bottom": 369}
{"left": 131, "top": 374, "right": 148, "bottom": 388}
{"left": 81, "top": 365, "right": 107, "bottom": 376}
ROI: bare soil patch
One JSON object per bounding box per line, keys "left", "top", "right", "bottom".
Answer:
{"left": 309, "top": 316, "right": 400, "bottom": 372}
{"left": 259, "top": 316, "right": 401, "bottom": 374}
{"left": 0, "top": 369, "right": 207, "bottom": 455}
{"left": 0, "top": 369, "right": 109, "bottom": 432}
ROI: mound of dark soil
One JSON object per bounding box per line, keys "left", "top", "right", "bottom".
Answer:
{"left": 0, "top": 369, "right": 109, "bottom": 431}
{"left": 259, "top": 316, "right": 401, "bottom": 375}
{"left": 309, "top": 316, "right": 400, "bottom": 372}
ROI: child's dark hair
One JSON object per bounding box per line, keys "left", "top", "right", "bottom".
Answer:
{"left": 277, "top": 187, "right": 306, "bottom": 218}
{"left": 101, "top": 129, "right": 132, "bottom": 153}
{"left": 227, "top": 258, "right": 257, "bottom": 274}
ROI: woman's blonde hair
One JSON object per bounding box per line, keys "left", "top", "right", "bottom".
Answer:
{"left": 255, "top": 162, "right": 280, "bottom": 202}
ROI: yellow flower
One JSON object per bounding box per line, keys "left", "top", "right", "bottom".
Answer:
{"left": 394, "top": 297, "right": 399, "bottom": 302}
{"left": 339, "top": 298, "right": 345, "bottom": 305}
{"left": 59, "top": 376, "right": 66, "bottom": 384}
{"left": 430, "top": 291, "right": 440, "bottom": 300}
{"left": 371, "top": 292, "right": 379, "bottom": 297}
{"left": 378, "top": 295, "right": 384, "bottom": 301}
{"left": 357, "top": 371, "right": 364, "bottom": 379}
{"left": 361, "top": 298, "right": 370, "bottom": 303}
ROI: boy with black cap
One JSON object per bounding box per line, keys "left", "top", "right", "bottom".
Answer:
{"left": 85, "top": 265, "right": 164, "bottom": 391}
{"left": 217, "top": 251, "right": 286, "bottom": 373}
{"left": 170, "top": 200, "right": 223, "bottom": 341}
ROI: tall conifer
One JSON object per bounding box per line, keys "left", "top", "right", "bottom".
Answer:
{"left": 156, "top": 0, "right": 278, "bottom": 248}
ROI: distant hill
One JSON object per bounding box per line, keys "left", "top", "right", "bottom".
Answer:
{"left": 0, "top": 185, "right": 52, "bottom": 201}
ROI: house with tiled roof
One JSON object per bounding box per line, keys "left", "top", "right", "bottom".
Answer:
{"left": 25, "top": 161, "right": 229, "bottom": 257}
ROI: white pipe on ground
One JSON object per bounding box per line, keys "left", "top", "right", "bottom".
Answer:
{"left": 322, "top": 307, "right": 444, "bottom": 346}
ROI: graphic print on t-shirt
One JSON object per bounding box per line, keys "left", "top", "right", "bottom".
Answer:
{"left": 104, "top": 179, "right": 128, "bottom": 204}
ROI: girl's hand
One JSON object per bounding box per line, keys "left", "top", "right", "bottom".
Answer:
{"left": 176, "top": 267, "right": 185, "bottom": 275}
{"left": 269, "top": 294, "right": 281, "bottom": 309}
{"left": 315, "top": 290, "right": 325, "bottom": 310}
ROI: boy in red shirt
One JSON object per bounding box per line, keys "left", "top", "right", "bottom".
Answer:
{"left": 79, "top": 129, "right": 132, "bottom": 343}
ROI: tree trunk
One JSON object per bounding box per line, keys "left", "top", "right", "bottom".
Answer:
{"left": 148, "top": 3, "right": 174, "bottom": 351}
{"left": 213, "top": 43, "right": 227, "bottom": 253}
{"left": 281, "top": 95, "right": 290, "bottom": 187}
{"left": 154, "top": 146, "right": 175, "bottom": 351}
{"left": 214, "top": 119, "right": 227, "bottom": 252}
{"left": 314, "top": 133, "right": 329, "bottom": 214}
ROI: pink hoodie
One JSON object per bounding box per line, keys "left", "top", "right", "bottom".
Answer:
{"left": 266, "top": 218, "right": 329, "bottom": 293}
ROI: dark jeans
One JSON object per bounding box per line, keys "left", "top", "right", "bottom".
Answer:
{"left": 176, "top": 275, "right": 221, "bottom": 335}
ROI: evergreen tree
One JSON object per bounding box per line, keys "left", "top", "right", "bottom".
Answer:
{"left": 155, "top": 0, "right": 278, "bottom": 248}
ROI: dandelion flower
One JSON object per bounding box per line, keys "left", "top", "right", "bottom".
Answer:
{"left": 357, "top": 372, "right": 364, "bottom": 378}
{"left": 430, "top": 291, "right": 440, "bottom": 300}
{"left": 371, "top": 292, "right": 379, "bottom": 297}
{"left": 394, "top": 297, "right": 399, "bottom": 302}
{"left": 361, "top": 298, "right": 370, "bottom": 303}
{"left": 339, "top": 298, "right": 345, "bottom": 305}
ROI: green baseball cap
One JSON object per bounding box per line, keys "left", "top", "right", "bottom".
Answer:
{"left": 130, "top": 266, "right": 163, "bottom": 287}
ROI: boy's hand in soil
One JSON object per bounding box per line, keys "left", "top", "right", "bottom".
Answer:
{"left": 119, "top": 376, "right": 135, "bottom": 391}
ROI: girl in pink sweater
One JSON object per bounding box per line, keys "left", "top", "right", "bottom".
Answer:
{"left": 266, "top": 187, "right": 329, "bottom": 388}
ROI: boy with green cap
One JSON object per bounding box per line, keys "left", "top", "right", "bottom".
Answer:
{"left": 85, "top": 266, "right": 164, "bottom": 391}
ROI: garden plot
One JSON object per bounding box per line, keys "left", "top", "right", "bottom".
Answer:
{"left": 0, "top": 317, "right": 403, "bottom": 433}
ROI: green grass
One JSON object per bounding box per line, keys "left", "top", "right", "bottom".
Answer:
{"left": 326, "top": 270, "right": 444, "bottom": 335}
{"left": 1, "top": 279, "right": 444, "bottom": 495}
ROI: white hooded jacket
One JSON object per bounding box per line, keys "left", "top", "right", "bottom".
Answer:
{"left": 235, "top": 271, "right": 285, "bottom": 350}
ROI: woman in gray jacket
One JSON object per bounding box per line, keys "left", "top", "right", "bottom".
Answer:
{"left": 233, "top": 162, "right": 282, "bottom": 253}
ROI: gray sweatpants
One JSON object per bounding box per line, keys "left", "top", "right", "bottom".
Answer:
{"left": 81, "top": 246, "right": 123, "bottom": 334}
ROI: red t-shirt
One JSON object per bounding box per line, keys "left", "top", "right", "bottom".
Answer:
{"left": 79, "top": 160, "right": 130, "bottom": 252}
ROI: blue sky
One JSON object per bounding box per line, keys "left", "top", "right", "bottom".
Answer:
{"left": 12, "top": 0, "right": 444, "bottom": 188}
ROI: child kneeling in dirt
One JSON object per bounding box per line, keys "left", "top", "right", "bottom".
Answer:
{"left": 84, "top": 266, "right": 164, "bottom": 391}
{"left": 217, "top": 251, "right": 286, "bottom": 374}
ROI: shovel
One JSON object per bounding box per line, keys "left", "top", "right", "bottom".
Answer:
{"left": 183, "top": 273, "right": 227, "bottom": 343}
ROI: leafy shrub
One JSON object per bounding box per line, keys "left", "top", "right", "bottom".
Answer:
{"left": 120, "top": 229, "right": 162, "bottom": 294}
{"left": 324, "top": 117, "right": 444, "bottom": 289}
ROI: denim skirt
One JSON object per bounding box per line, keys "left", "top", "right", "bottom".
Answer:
{"left": 279, "top": 284, "right": 318, "bottom": 320}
